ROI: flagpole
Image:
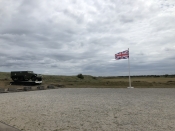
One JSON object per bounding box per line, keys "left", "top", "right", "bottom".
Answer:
{"left": 128, "top": 48, "right": 132, "bottom": 88}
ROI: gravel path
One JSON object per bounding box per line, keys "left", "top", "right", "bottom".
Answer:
{"left": 0, "top": 88, "right": 175, "bottom": 131}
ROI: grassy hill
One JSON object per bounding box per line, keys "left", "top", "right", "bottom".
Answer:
{"left": 0, "top": 72, "right": 174, "bottom": 88}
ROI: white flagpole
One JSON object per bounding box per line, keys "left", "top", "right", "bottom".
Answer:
{"left": 128, "top": 48, "right": 133, "bottom": 88}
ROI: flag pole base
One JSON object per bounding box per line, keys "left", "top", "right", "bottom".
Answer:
{"left": 127, "top": 87, "right": 134, "bottom": 89}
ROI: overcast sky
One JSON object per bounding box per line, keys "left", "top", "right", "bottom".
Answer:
{"left": 0, "top": 0, "right": 175, "bottom": 76}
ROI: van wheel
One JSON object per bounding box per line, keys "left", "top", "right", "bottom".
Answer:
{"left": 31, "top": 76, "right": 36, "bottom": 81}
{"left": 38, "top": 78, "right": 42, "bottom": 81}
{"left": 12, "top": 77, "right": 18, "bottom": 81}
{"left": 19, "top": 76, "right": 24, "bottom": 81}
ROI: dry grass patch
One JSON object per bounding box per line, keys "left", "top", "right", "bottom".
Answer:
{"left": 0, "top": 72, "right": 174, "bottom": 88}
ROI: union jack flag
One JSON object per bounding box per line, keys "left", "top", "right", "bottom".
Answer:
{"left": 115, "top": 50, "right": 129, "bottom": 60}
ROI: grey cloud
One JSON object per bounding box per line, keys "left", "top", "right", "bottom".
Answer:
{"left": 62, "top": 9, "right": 85, "bottom": 24}
{"left": 0, "top": 0, "right": 175, "bottom": 76}
{"left": 151, "top": 15, "right": 175, "bottom": 32}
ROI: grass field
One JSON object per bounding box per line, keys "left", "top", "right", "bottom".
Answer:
{"left": 0, "top": 72, "right": 174, "bottom": 88}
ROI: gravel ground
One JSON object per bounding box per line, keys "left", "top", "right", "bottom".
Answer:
{"left": 0, "top": 88, "right": 175, "bottom": 131}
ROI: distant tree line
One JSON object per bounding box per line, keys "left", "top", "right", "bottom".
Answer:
{"left": 100, "top": 74, "right": 175, "bottom": 79}
{"left": 131, "top": 74, "right": 175, "bottom": 78}
{"left": 76, "top": 74, "right": 175, "bottom": 79}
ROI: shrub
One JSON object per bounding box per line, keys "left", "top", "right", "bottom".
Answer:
{"left": 77, "top": 73, "right": 84, "bottom": 79}
{"left": 92, "top": 76, "right": 97, "bottom": 80}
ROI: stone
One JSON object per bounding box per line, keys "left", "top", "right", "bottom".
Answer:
{"left": 23, "top": 86, "right": 32, "bottom": 91}
{"left": 47, "top": 85, "right": 55, "bottom": 89}
{"left": 8, "top": 87, "right": 18, "bottom": 92}
{"left": 37, "top": 86, "right": 46, "bottom": 90}
{"left": 0, "top": 88, "right": 8, "bottom": 93}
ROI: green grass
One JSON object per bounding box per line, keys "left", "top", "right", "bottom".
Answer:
{"left": 0, "top": 72, "right": 174, "bottom": 88}
{"left": 0, "top": 72, "right": 10, "bottom": 80}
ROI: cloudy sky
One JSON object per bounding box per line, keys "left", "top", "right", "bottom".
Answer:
{"left": 0, "top": 0, "right": 175, "bottom": 76}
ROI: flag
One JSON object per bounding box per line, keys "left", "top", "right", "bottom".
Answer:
{"left": 115, "top": 50, "right": 129, "bottom": 60}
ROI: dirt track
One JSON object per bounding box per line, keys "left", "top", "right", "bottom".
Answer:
{"left": 0, "top": 88, "right": 175, "bottom": 131}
